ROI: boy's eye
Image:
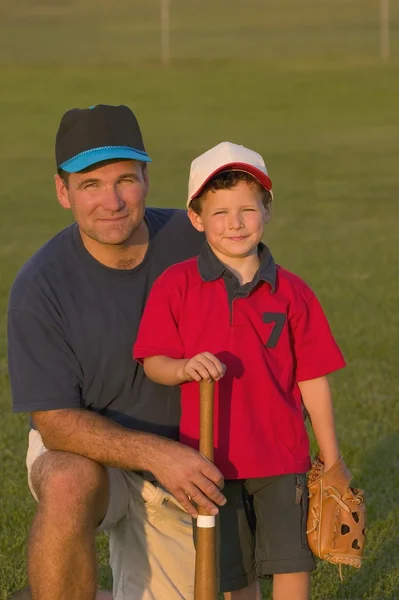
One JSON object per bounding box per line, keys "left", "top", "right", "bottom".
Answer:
{"left": 242, "top": 208, "right": 256, "bottom": 212}
{"left": 213, "top": 210, "right": 227, "bottom": 215}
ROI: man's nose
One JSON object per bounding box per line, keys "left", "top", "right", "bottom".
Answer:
{"left": 102, "top": 188, "right": 124, "bottom": 212}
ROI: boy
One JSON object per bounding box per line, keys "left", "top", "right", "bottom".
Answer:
{"left": 133, "top": 142, "right": 346, "bottom": 600}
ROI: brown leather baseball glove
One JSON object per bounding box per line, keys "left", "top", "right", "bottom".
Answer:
{"left": 307, "top": 453, "right": 366, "bottom": 573}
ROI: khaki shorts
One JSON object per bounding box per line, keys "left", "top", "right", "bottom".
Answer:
{"left": 27, "top": 430, "right": 195, "bottom": 600}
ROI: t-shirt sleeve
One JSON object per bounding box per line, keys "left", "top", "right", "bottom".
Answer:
{"left": 133, "top": 272, "right": 185, "bottom": 362}
{"left": 8, "top": 308, "right": 83, "bottom": 413}
{"left": 291, "top": 293, "right": 346, "bottom": 383}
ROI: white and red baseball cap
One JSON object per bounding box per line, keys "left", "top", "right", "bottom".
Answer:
{"left": 187, "top": 141, "right": 272, "bottom": 208}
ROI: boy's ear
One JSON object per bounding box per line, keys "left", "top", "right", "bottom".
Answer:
{"left": 187, "top": 208, "right": 205, "bottom": 232}
{"left": 263, "top": 203, "right": 272, "bottom": 224}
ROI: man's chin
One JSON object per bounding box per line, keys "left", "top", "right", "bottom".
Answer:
{"left": 94, "top": 232, "right": 134, "bottom": 246}
{"left": 90, "top": 223, "right": 138, "bottom": 246}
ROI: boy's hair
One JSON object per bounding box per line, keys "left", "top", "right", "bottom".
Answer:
{"left": 189, "top": 170, "right": 272, "bottom": 215}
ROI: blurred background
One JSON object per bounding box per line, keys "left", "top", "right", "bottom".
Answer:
{"left": 0, "top": 1, "right": 398, "bottom": 599}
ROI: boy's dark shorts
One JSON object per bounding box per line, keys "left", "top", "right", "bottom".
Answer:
{"left": 218, "top": 474, "right": 316, "bottom": 593}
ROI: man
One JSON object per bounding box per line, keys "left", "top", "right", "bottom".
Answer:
{"left": 7, "top": 104, "right": 226, "bottom": 600}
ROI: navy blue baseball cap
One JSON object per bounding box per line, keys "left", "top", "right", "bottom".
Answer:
{"left": 55, "top": 104, "right": 152, "bottom": 173}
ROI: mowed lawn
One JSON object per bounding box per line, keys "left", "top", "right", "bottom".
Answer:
{"left": 1, "top": 2, "right": 399, "bottom": 599}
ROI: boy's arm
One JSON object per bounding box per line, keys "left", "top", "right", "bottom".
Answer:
{"left": 143, "top": 353, "right": 226, "bottom": 385}
{"left": 298, "top": 376, "right": 340, "bottom": 470}
{"left": 143, "top": 356, "right": 189, "bottom": 385}
{"left": 289, "top": 287, "right": 345, "bottom": 469}
{"left": 134, "top": 267, "right": 225, "bottom": 383}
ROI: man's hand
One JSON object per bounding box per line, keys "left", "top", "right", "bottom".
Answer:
{"left": 178, "top": 352, "right": 226, "bottom": 383}
{"left": 147, "top": 438, "right": 226, "bottom": 517}
{"left": 32, "top": 408, "right": 226, "bottom": 517}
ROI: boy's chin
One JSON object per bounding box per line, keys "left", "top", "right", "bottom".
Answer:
{"left": 226, "top": 239, "right": 261, "bottom": 253}
{"left": 220, "top": 245, "right": 259, "bottom": 259}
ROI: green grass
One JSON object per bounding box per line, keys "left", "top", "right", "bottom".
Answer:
{"left": 1, "top": 1, "right": 399, "bottom": 599}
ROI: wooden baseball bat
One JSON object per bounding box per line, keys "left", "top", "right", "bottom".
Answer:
{"left": 194, "top": 380, "right": 218, "bottom": 600}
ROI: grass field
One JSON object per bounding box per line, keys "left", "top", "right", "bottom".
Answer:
{"left": 1, "top": 1, "right": 399, "bottom": 599}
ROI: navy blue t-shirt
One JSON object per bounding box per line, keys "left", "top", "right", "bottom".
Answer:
{"left": 8, "top": 208, "right": 204, "bottom": 440}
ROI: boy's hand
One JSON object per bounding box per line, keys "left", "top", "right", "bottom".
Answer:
{"left": 323, "top": 453, "right": 341, "bottom": 472}
{"left": 180, "top": 352, "right": 226, "bottom": 383}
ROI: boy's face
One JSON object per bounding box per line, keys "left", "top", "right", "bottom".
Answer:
{"left": 188, "top": 180, "right": 270, "bottom": 260}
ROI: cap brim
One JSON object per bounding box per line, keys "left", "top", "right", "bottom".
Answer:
{"left": 59, "top": 146, "right": 152, "bottom": 173}
{"left": 188, "top": 162, "right": 272, "bottom": 207}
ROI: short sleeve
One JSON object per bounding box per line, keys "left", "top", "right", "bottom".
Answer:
{"left": 133, "top": 272, "right": 185, "bottom": 362}
{"left": 291, "top": 293, "right": 346, "bottom": 383}
{"left": 8, "top": 308, "right": 83, "bottom": 413}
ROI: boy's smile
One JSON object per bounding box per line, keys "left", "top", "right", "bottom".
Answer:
{"left": 188, "top": 180, "right": 270, "bottom": 262}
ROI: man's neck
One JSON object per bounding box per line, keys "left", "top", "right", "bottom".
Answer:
{"left": 80, "top": 220, "right": 150, "bottom": 270}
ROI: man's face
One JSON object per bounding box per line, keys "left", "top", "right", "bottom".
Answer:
{"left": 55, "top": 160, "right": 149, "bottom": 246}
{"left": 188, "top": 180, "right": 269, "bottom": 260}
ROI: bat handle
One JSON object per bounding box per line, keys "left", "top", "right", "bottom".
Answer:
{"left": 194, "top": 380, "right": 218, "bottom": 600}
{"left": 199, "top": 380, "right": 215, "bottom": 462}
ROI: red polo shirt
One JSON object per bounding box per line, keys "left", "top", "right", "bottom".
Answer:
{"left": 134, "top": 243, "right": 346, "bottom": 479}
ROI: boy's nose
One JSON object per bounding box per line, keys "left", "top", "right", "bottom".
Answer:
{"left": 228, "top": 213, "right": 244, "bottom": 229}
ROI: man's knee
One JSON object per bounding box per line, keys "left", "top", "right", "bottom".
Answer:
{"left": 31, "top": 451, "right": 109, "bottom": 524}
{"left": 7, "top": 587, "right": 113, "bottom": 600}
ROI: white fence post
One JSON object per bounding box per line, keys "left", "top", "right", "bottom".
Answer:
{"left": 380, "top": 0, "right": 390, "bottom": 59}
{"left": 161, "top": 0, "right": 171, "bottom": 65}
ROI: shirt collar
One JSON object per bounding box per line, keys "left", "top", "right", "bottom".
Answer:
{"left": 197, "top": 241, "right": 276, "bottom": 292}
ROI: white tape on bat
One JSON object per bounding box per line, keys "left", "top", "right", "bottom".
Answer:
{"left": 197, "top": 515, "right": 216, "bottom": 528}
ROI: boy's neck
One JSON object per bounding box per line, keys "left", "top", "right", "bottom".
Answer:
{"left": 212, "top": 247, "right": 261, "bottom": 286}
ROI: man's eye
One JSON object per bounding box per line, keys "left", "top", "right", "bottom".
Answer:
{"left": 119, "top": 178, "right": 135, "bottom": 184}
{"left": 84, "top": 182, "right": 98, "bottom": 189}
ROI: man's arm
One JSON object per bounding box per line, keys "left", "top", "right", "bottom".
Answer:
{"left": 32, "top": 408, "right": 226, "bottom": 517}
{"left": 298, "top": 376, "right": 340, "bottom": 470}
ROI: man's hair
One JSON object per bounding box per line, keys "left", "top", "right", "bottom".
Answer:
{"left": 58, "top": 168, "right": 70, "bottom": 187}
{"left": 58, "top": 159, "right": 148, "bottom": 189}
{"left": 189, "top": 170, "right": 272, "bottom": 215}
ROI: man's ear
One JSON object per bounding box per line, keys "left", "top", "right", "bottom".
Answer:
{"left": 54, "top": 174, "right": 71, "bottom": 209}
{"left": 187, "top": 208, "right": 205, "bottom": 232}
{"left": 142, "top": 163, "right": 150, "bottom": 194}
